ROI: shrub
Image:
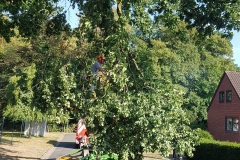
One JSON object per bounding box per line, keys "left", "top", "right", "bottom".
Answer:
{"left": 197, "top": 129, "right": 214, "bottom": 140}
{"left": 187, "top": 136, "right": 240, "bottom": 160}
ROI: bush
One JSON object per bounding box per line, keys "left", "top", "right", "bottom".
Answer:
{"left": 187, "top": 134, "right": 240, "bottom": 160}
{"left": 197, "top": 129, "right": 214, "bottom": 140}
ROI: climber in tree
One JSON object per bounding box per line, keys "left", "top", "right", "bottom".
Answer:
{"left": 89, "top": 55, "right": 107, "bottom": 98}
{"left": 90, "top": 55, "right": 107, "bottom": 76}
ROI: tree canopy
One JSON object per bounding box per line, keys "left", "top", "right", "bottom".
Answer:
{"left": 1, "top": 0, "right": 240, "bottom": 42}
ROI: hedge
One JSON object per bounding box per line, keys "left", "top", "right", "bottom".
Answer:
{"left": 188, "top": 138, "right": 240, "bottom": 160}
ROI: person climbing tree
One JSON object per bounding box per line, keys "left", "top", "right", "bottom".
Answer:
{"left": 90, "top": 55, "right": 107, "bottom": 75}
{"left": 89, "top": 55, "right": 107, "bottom": 98}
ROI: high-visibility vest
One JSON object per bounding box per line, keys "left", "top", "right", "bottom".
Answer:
{"left": 76, "top": 119, "right": 89, "bottom": 144}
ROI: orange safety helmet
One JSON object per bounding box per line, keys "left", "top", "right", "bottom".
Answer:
{"left": 97, "top": 55, "right": 106, "bottom": 62}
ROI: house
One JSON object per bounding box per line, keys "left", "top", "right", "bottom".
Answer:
{"left": 208, "top": 71, "right": 240, "bottom": 142}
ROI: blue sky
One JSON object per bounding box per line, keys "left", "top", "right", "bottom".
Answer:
{"left": 61, "top": 1, "right": 240, "bottom": 67}
{"left": 231, "top": 31, "right": 240, "bottom": 67}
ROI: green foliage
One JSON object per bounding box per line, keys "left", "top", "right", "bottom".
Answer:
{"left": 0, "top": 36, "right": 36, "bottom": 119}
{"left": 4, "top": 64, "right": 44, "bottom": 122}
{"left": 84, "top": 87, "right": 199, "bottom": 159}
{"left": 1, "top": 0, "right": 240, "bottom": 42}
{"left": 68, "top": 1, "right": 200, "bottom": 159}
{"left": 158, "top": 22, "right": 238, "bottom": 129}
{"left": 0, "top": 0, "right": 71, "bottom": 42}
{"left": 171, "top": 0, "right": 237, "bottom": 37}
{"left": 188, "top": 138, "right": 240, "bottom": 160}
{"left": 197, "top": 129, "right": 214, "bottom": 140}
{"left": 34, "top": 58, "right": 81, "bottom": 123}
{"left": 46, "top": 12, "right": 72, "bottom": 36}
{"left": 0, "top": 15, "right": 15, "bottom": 42}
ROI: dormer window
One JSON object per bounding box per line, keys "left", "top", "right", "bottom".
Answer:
{"left": 219, "top": 91, "right": 224, "bottom": 103}
{"left": 226, "top": 90, "right": 232, "bottom": 102}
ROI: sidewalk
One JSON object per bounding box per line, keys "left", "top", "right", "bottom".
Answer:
{"left": 40, "top": 133, "right": 79, "bottom": 160}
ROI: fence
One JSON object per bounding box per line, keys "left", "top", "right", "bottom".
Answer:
{"left": 0, "top": 117, "right": 77, "bottom": 145}
{"left": 0, "top": 117, "right": 24, "bottom": 145}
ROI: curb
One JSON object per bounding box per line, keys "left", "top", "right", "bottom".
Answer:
{"left": 40, "top": 133, "right": 65, "bottom": 160}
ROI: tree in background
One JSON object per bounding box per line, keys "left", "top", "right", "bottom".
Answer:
{"left": 0, "top": 0, "right": 71, "bottom": 42}
{"left": 155, "top": 22, "right": 237, "bottom": 128}
{"left": 0, "top": 36, "right": 35, "bottom": 120}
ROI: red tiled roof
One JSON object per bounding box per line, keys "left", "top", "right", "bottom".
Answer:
{"left": 225, "top": 71, "right": 240, "bottom": 98}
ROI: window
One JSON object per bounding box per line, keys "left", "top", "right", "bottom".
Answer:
{"left": 219, "top": 91, "right": 224, "bottom": 102}
{"left": 226, "top": 90, "right": 232, "bottom": 102}
{"left": 226, "top": 117, "right": 239, "bottom": 132}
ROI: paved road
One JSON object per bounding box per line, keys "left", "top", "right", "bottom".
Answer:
{"left": 40, "top": 133, "right": 80, "bottom": 160}
{"left": 40, "top": 133, "right": 173, "bottom": 160}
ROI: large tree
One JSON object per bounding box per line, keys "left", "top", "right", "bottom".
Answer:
{"left": 2, "top": 0, "right": 240, "bottom": 159}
